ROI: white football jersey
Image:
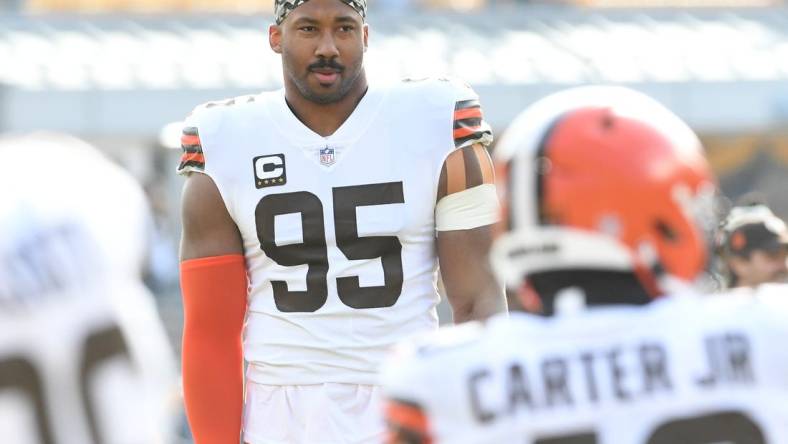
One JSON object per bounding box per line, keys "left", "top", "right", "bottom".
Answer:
{"left": 0, "top": 134, "right": 177, "bottom": 444}
{"left": 381, "top": 286, "right": 788, "bottom": 443}
{"left": 177, "top": 78, "right": 493, "bottom": 385}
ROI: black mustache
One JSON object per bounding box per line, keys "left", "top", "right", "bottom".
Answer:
{"left": 308, "top": 58, "right": 345, "bottom": 72}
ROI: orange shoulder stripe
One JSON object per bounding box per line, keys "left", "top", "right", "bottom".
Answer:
{"left": 453, "top": 125, "right": 483, "bottom": 140}
{"left": 453, "top": 107, "right": 483, "bottom": 121}
{"left": 385, "top": 400, "right": 432, "bottom": 442}
{"left": 181, "top": 152, "right": 205, "bottom": 164}
{"left": 181, "top": 134, "right": 202, "bottom": 146}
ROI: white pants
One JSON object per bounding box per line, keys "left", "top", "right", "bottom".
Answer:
{"left": 243, "top": 381, "right": 385, "bottom": 444}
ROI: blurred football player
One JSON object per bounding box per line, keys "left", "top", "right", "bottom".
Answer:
{"left": 381, "top": 86, "right": 788, "bottom": 443}
{"left": 0, "top": 133, "right": 177, "bottom": 444}
{"left": 176, "top": 0, "right": 506, "bottom": 442}
{"left": 718, "top": 204, "right": 788, "bottom": 288}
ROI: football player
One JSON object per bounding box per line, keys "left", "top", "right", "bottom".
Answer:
{"left": 176, "top": 0, "right": 505, "bottom": 442}
{"left": 381, "top": 86, "right": 788, "bottom": 443}
{"left": 718, "top": 204, "right": 788, "bottom": 288}
{"left": 0, "top": 133, "right": 177, "bottom": 444}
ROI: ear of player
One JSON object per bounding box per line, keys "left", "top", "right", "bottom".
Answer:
{"left": 491, "top": 86, "right": 717, "bottom": 298}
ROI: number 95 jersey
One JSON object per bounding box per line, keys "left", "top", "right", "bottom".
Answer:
{"left": 177, "top": 78, "right": 493, "bottom": 385}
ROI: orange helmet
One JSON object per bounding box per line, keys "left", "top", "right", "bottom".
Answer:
{"left": 491, "top": 86, "right": 716, "bottom": 298}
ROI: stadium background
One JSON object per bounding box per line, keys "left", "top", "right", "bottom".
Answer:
{"left": 2, "top": 0, "right": 787, "bottom": 442}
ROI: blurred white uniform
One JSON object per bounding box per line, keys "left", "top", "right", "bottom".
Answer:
{"left": 0, "top": 133, "right": 177, "bottom": 444}
{"left": 382, "top": 286, "right": 788, "bottom": 444}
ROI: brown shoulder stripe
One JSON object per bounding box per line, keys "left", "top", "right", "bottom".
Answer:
{"left": 181, "top": 134, "right": 200, "bottom": 150}
{"left": 461, "top": 146, "right": 484, "bottom": 189}
{"left": 473, "top": 144, "right": 494, "bottom": 184}
{"left": 453, "top": 99, "right": 492, "bottom": 148}
{"left": 437, "top": 143, "right": 495, "bottom": 200}
{"left": 182, "top": 126, "right": 199, "bottom": 136}
{"left": 455, "top": 98, "right": 480, "bottom": 110}
{"left": 178, "top": 126, "right": 205, "bottom": 171}
{"left": 444, "top": 148, "right": 466, "bottom": 196}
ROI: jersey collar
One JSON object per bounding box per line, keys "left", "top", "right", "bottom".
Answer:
{"left": 266, "top": 82, "right": 387, "bottom": 149}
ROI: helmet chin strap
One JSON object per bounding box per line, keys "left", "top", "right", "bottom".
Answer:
{"left": 632, "top": 241, "right": 664, "bottom": 297}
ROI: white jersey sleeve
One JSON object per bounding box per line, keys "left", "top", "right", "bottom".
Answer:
{"left": 400, "top": 77, "right": 493, "bottom": 152}
{"left": 175, "top": 95, "right": 258, "bottom": 176}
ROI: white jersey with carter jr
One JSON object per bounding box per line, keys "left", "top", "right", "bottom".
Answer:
{"left": 381, "top": 286, "right": 788, "bottom": 443}
{"left": 176, "top": 78, "right": 493, "bottom": 385}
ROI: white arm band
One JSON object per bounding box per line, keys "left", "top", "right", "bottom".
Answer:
{"left": 435, "top": 184, "right": 500, "bottom": 231}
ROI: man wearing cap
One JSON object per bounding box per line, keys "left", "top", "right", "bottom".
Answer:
{"left": 175, "top": 0, "right": 506, "bottom": 442}
{"left": 719, "top": 204, "right": 788, "bottom": 288}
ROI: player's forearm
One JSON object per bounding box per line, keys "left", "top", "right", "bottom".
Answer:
{"left": 182, "top": 330, "right": 244, "bottom": 444}
{"left": 180, "top": 255, "right": 247, "bottom": 444}
{"left": 439, "top": 225, "right": 507, "bottom": 323}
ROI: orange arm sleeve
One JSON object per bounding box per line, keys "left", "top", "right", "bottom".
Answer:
{"left": 180, "top": 254, "right": 247, "bottom": 444}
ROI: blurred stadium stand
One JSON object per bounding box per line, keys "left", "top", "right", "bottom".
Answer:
{"left": 1, "top": 3, "right": 787, "bottom": 337}
{"left": 1, "top": 7, "right": 787, "bottom": 204}
{"left": 3, "top": 8, "right": 788, "bottom": 133}
{"left": 4, "top": 7, "right": 788, "bottom": 129}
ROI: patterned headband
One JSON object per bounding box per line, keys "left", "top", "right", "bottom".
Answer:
{"left": 275, "top": 0, "right": 367, "bottom": 25}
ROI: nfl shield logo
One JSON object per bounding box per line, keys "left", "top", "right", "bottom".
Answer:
{"left": 319, "top": 146, "right": 335, "bottom": 166}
